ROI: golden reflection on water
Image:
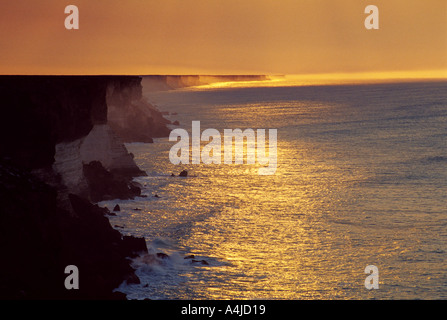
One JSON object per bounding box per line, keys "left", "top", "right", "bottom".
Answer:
{"left": 114, "top": 82, "right": 447, "bottom": 299}
{"left": 194, "top": 71, "right": 447, "bottom": 90}
{"left": 170, "top": 136, "right": 369, "bottom": 299}
{"left": 124, "top": 103, "right": 380, "bottom": 299}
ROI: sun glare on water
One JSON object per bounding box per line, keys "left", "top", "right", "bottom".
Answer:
{"left": 194, "top": 70, "right": 447, "bottom": 90}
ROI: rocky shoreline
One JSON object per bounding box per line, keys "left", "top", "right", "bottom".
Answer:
{"left": 0, "top": 76, "right": 170, "bottom": 299}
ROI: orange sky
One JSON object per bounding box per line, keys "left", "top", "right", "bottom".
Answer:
{"left": 0, "top": 0, "right": 446, "bottom": 76}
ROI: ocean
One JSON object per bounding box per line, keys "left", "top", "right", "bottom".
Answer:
{"left": 100, "top": 80, "right": 447, "bottom": 300}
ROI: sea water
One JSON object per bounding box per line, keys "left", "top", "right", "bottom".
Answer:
{"left": 100, "top": 80, "right": 447, "bottom": 300}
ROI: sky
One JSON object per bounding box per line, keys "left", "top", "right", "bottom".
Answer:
{"left": 0, "top": 0, "right": 446, "bottom": 76}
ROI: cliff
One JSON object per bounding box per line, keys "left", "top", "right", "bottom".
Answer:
{"left": 107, "top": 77, "right": 171, "bottom": 143}
{"left": 0, "top": 76, "right": 168, "bottom": 299}
{"left": 142, "top": 75, "right": 270, "bottom": 92}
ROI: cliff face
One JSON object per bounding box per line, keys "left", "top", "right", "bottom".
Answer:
{"left": 0, "top": 76, "right": 166, "bottom": 202}
{"left": 51, "top": 124, "right": 145, "bottom": 201}
{"left": 107, "top": 78, "right": 171, "bottom": 143}
{"left": 0, "top": 76, "right": 108, "bottom": 170}
{"left": 142, "top": 74, "right": 270, "bottom": 92}
{"left": 0, "top": 76, "right": 166, "bottom": 299}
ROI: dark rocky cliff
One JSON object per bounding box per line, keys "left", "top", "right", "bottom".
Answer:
{"left": 107, "top": 77, "right": 171, "bottom": 143}
{"left": 0, "top": 76, "right": 169, "bottom": 299}
{"left": 0, "top": 76, "right": 109, "bottom": 170}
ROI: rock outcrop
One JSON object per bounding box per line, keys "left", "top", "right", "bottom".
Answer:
{"left": 50, "top": 124, "right": 146, "bottom": 202}
{"left": 0, "top": 76, "right": 170, "bottom": 299}
{"left": 179, "top": 170, "right": 188, "bottom": 177}
{"left": 83, "top": 161, "right": 141, "bottom": 202}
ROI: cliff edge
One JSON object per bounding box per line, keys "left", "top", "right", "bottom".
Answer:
{"left": 0, "top": 76, "right": 169, "bottom": 299}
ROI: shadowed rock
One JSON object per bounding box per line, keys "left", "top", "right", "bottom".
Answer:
{"left": 179, "top": 170, "right": 188, "bottom": 177}
{"left": 122, "top": 235, "right": 148, "bottom": 258}
{"left": 156, "top": 252, "right": 169, "bottom": 259}
{"left": 83, "top": 161, "right": 141, "bottom": 202}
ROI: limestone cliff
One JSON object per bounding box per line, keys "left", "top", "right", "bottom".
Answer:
{"left": 0, "top": 76, "right": 164, "bottom": 299}
{"left": 107, "top": 77, "right": 171, "bottom": 143}
{"left": 51, "top": 124, "right": 145, "bottom": 202}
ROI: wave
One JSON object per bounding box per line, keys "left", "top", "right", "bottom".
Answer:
{"left": 113, "top": 237, "right": 224, "bottom": 300}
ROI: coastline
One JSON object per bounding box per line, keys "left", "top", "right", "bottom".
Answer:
{"left": 0, "top": 74, "right": 265, "bottom": 299}
{"left": 0, "top": 76, "right": 169, "bottom": 299}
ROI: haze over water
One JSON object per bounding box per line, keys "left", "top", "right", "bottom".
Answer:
{"left": 102, "top": 79, "right": 447, "bottom": 299}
